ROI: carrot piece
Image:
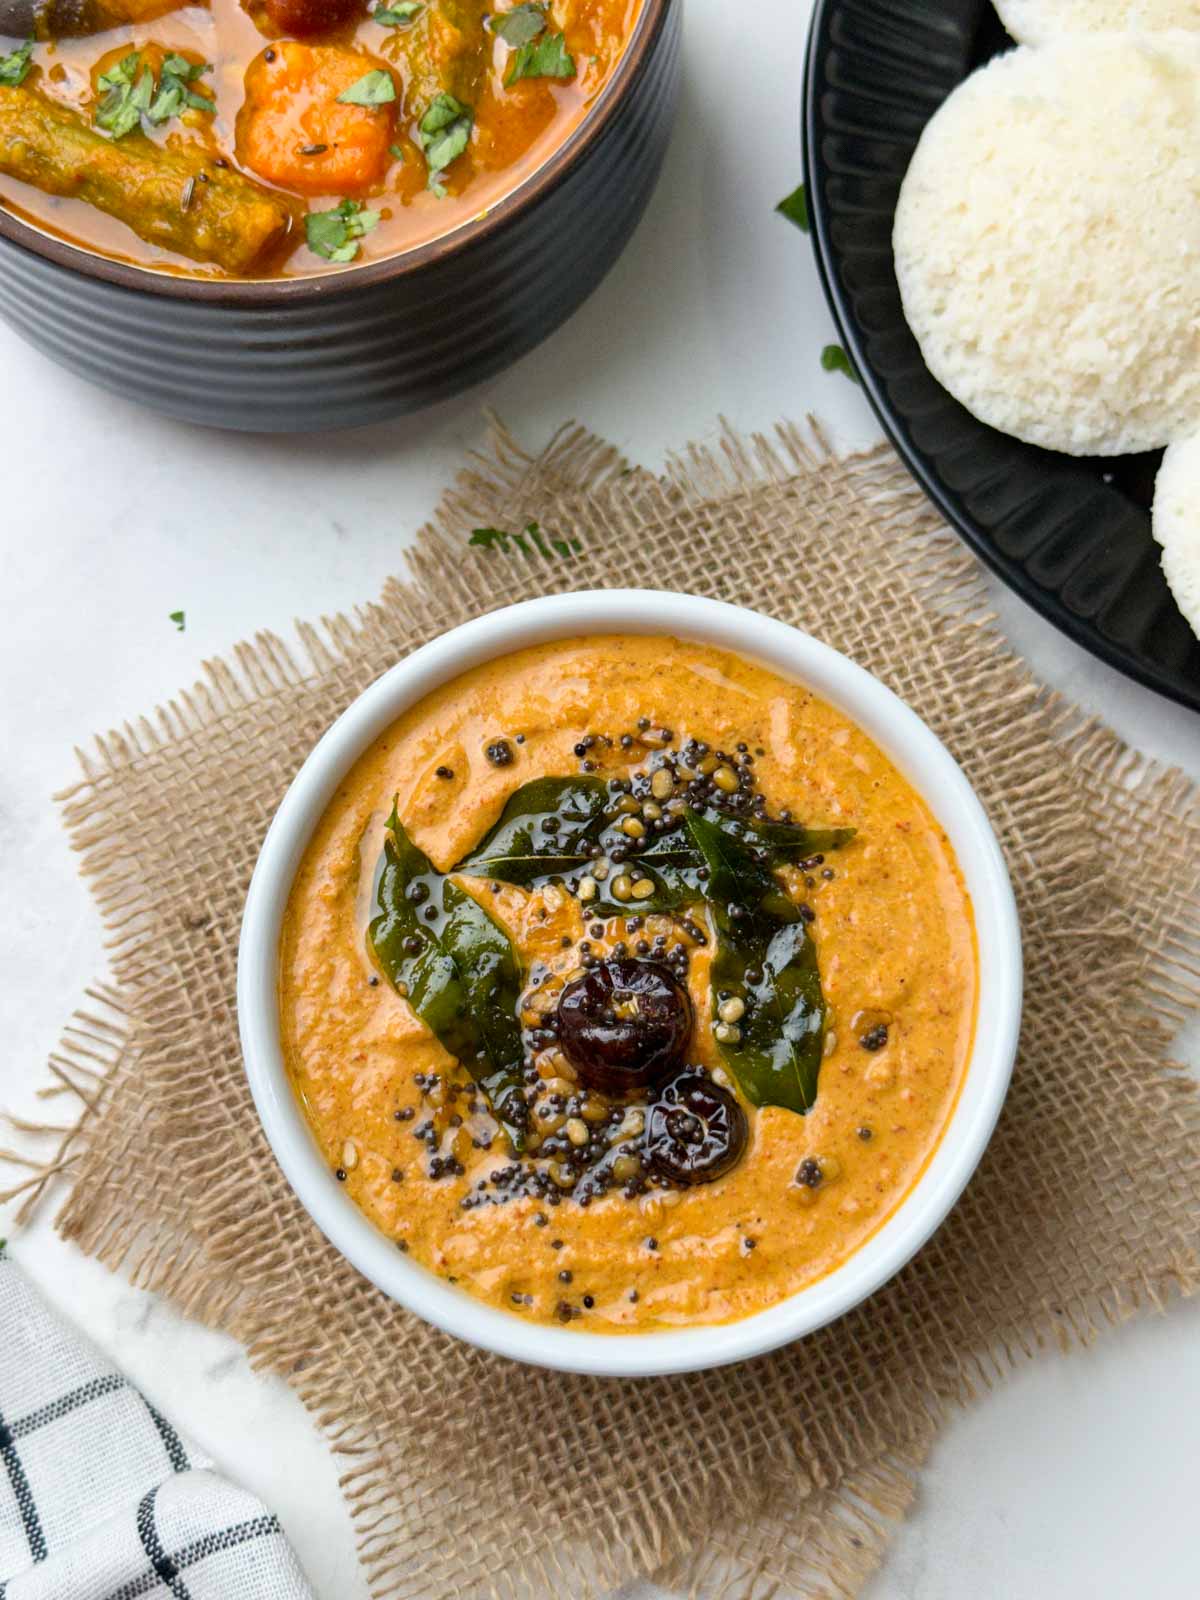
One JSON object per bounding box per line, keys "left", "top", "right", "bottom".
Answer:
{"left": 236, "top": 43, "right": 397, "bottom": 197}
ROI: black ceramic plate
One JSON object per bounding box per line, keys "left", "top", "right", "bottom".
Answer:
{"left": 803, "top": 0, "right": 1200, "bottom": 711}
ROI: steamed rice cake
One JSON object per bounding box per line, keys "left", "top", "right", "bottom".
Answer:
{"left": 1153, "top": 434, "right": 1200, "bottom": 640}
{"left": 893, "top": 33, "right": 1200, "bottom": 456}
{"left": 997, "top": 1, "right": 1200, "bottom": 44}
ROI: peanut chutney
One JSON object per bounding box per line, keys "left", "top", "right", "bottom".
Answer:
{"left": 279, "top": 635, "right": 978, "bottom": 1332}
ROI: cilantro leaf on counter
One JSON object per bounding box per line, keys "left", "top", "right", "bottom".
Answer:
{"left": 776, "top": 182, "right": 809, "bottom": 232}
{"left": 169, "top": 610, "right": 186, "bottom": 632}
{"left": 469, "top": 521, "right": 581, "bottom": 559}
{"left": 820, "top": 343, "right": 860, "bottom": 384}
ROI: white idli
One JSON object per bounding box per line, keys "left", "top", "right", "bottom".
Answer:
{"left": 998, "top": 1, "right": 1200, "bottom": 45}
{"left": 893, "top": 33, "right": 1200, "bottom": 456}
{"left": 1152, "top": 433, "right": 1200, "bottom": 639}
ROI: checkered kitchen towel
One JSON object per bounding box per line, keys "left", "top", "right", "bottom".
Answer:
{"left": 0, "top": 1244, "right": 315, "bottom": 1599}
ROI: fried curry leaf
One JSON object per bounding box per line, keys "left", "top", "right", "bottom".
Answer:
{"left": 453, "top": 777, "right": 853, "bottom": 890}
{"left": 710, "top": 908, "right": 825, "bottom": 1115}
{"left": 418, "top": 91, "right": 473, "bottom": 194}
{"left": 680, "top": 807, "right": 789, "bottom": 917}
{"left": 450, "top": 776, "right": 851, "bottom": 1115}
{"left": 370, "top": 807, "right": 528, "bottom": 1149}
{"left": 305, "top": 198, "right": 381, "bottom": 262}
{"left": 453, "top": 778, "right": 852, "bottom": 912}
{"left": 489, "top": 2, "right": 546, "bottom": 46}
{"left": 454, "top": 775, "right": 612, "bottom": 884}
{"left": 337, "top": 68, "right": 396, "bottom": 106}
{"left": 0, "top": 39, "right": 34, "bottom": 87}
{"left": 682, "top": 809, "right": 828, "bottom": 1112}
{"left": 735, "top": 813, "right": 856, "bottom": 858}
{"left": 505, "top": 30, "right": 575, "bottom": 85}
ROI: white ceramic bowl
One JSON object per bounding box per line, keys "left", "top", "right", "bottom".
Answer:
{"left": 239, "top": 590, "right": 1021, "bottom": 1377}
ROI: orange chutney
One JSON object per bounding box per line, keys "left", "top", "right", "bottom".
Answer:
{"left": 279, "top": 636, "right": 978, "bottom": 1332}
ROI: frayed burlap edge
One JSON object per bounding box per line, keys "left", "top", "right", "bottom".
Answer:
{"left": 4, "top": 417, "right": 1198, "bottom": 1600}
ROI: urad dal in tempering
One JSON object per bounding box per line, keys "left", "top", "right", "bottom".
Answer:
{"left": 893, "top": 33, "right": 1200, "bottom": 456}
{"left": 279, "top": 636, "right": 978, "bottom": 1332}
{"left": 996, "top": 0, "right": 1200, "bottom": 41}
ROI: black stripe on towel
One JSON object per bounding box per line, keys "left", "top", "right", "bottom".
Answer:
{"left": 144, "top": 1401, "right": 190, "bottom": 1475}
{"left": 103, "top": 1509, "right": 283, "bottom": 1600}
{"left": 11, "top": 1374, "right": 127, "bottom": 1439}
{"left": 136, "top": 1486, "right": 192, "bottom": 1600}
{"left": 0, "top": 1403, "right": 47, "bottom": 1564}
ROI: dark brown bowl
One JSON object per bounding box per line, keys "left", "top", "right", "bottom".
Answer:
{"left": 0, "top": 0, "right": 681, "bottom": 432}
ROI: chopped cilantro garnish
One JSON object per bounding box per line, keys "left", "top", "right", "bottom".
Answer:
{"left": 487, "top": 0, "right": 573, "bottom": 84}
{"left": 776, "top": 182, "right": 809, "bottom": 232}
{"left": 418, "top": 92, "right": 473, "bottom": 195}
{"left": 505, "top": 30, "right": 575, "bottom": 86}
{"left": 96, "top": 50, "right": 212, "bottom": 138}
{"left": 489, "top": 3, "right": 547, "bottom": 47}
{"left": 388, "top": 142, "right": 405, "bottom": 161}
{"left": 373, "top": 1, "right": 423, "bottom": 21}
{"left": 305, "top": 198, "right": 381, "bottom": 263}
{"left": 337, "top": 69, "right": 396, "bottom": 107}
{"left": 820, "top": 343, "right": 859, "bottom": 384}
{"left": 0, "top": 38, "right": 34, "bottom": 88}
{"left": 169, "top": 609, "right": 186, "bottom": 632}
{"left": 96, "top": 51, "right": 154, "bottom": 138}
{"left": 147, "top": 55, "right": 214, "bottom": 125}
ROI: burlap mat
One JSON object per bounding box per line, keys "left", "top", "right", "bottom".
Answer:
{"left": 5, "top": 420, "right": 1199, "bottom": 1600}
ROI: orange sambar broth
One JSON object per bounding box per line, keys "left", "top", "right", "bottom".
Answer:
{"left": 279, "top": 636, "right": 979, "bottom": 1333}
{"left": 0, "top": 0, "right": 641, "bottom": 279}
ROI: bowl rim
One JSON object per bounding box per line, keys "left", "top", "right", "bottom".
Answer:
{"left": 237, "top": 589, "right": 1022, "bottom": 1378}
{"left": 0, "top": 0, "right": 672, "bottom": 306}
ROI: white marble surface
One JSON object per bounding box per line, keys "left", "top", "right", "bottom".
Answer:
{"left": 2, "top": 0, "right": 1199, "bottom": 1594}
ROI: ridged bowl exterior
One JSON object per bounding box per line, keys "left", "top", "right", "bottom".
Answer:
{"left": 0, "top": 0, "right": 680, "bottom": 432}
{"left": 804, "top": 0, "right": 1200, "bottom": 711}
